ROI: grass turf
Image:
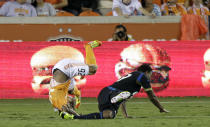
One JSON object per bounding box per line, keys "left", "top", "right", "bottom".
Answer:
{"left": 0, "top": 97, "right": 210, "bottom": 127}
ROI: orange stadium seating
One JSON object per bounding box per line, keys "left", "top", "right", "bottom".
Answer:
{"left": 79, "top": 10, "right": 101, "bottom": 16}
{"left": 105, "top": 11, "right": 113, "bottom": 16}
{"left": 56, "top": 11, "right": 75, "bottom": 16}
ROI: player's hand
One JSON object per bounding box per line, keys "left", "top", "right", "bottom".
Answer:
{"left": 160, "top": 108, "right": 170, "bottom": 113}
{"left": 75, "top": 96, "right": 81, "bottom": 109}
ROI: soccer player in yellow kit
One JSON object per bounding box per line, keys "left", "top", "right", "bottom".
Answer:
{"left": 49, "top": 40, "right": 102, "bottom": 116}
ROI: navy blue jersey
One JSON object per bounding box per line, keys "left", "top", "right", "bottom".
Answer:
{"left": 110, "top": 71, "right": 152, "bottom": 95}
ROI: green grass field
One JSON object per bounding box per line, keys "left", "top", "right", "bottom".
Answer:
{"left": 0, "top": 97, "right": 210, "bottom": 127}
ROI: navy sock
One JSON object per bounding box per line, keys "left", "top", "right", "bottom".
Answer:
{"left": 74, "top": 112, "right": 103, "bottom": 119}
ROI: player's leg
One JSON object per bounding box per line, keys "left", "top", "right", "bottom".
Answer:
{"left": 101, "top": 109, "right": 116, "bottom": 119}
{"left": 60, "top": 111, "right": 103, "bottom": 119}
{"left": 60, "top": 87, "right": 116, "bottom": 120}
{"left": 49, "top": 85, "right": 68, "bottom": 111}
{"left": 89, "top": 87, "right": 116, "bottom": 119}
{"left": 60, "top": 109, "right": 115, "bottom": 119}
{"left": 64, "top": 96, "right": 80, "bottom": 116}
{"left": 84, "top": 40, "right": 102, "bottom": 65}
{"left": 69, "top": 95, "right": 117, "bottom": 119}
{"left": 68, "top": 93, "right": 117, "bottom": 119}
{"left": 49, "top": 79, "right": 79, "bottom": 115}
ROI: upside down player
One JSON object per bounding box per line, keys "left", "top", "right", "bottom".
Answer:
{"left": 49, "top": 40, "right": 102, "bottom": 116}
{"left": 60, "top": 64, "right": 169, "bottom": 119}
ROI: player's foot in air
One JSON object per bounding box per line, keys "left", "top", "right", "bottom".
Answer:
{"left": 88, "top": 40, "right": 102, "bottom": 48}
{"left": 111, "top": 91, "right": 131, "bottom": 103}
{"left": 60, "top": 112, "right": 74, "bottom": 120}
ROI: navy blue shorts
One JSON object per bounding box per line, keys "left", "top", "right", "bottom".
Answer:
{"left": 97, "top": 87, "right": 123, "bottom": 115}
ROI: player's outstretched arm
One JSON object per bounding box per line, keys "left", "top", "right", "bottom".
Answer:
{"left": 146, "top": 90, "right": 169, "bottom": 113}
{"left": 120, "top": 101, "right": 128, "bottom": 118}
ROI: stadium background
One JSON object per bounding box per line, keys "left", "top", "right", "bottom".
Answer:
{"left": 0, "top": 16, "right": 209, "bottom": 99}
{"left": 0, "top": 1, "right": 209, "bottom": 126}
{"left": 0, "top": 16, "right": 181, "bottom": 42}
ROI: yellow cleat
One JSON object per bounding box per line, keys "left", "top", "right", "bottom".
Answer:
{"left": 60, "top": 112, "right": 74, "bottom": 120}
{"left": 88, "top": 40, "right": 102, "bottom": 48}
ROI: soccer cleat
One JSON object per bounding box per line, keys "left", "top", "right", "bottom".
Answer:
{"left": 111, "top": 91, "right": 131, "bottom": 103}
{"left": 60, "top": 112, "right": 74, "bottom": 120}
{"left": 88, "top": 40, "right": 102, "bottom": 48}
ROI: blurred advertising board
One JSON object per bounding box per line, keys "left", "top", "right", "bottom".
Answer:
{"left": 0, "top": 41, "right": 210, "bottom": 99}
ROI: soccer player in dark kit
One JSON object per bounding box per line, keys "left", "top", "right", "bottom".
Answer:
{"left": 60, "top": 64, "right": 169, "bottom": 119}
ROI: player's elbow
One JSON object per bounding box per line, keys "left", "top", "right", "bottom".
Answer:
{"left": 88, "top": 65, "right": 98, "bottom": 75}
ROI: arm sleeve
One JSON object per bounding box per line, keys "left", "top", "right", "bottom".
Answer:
{"left": 136, "top": 73, "right": 152, "bottom": 91}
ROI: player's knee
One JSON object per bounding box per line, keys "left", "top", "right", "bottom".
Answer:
{"left": 102, "top": 110, "right": 115, "bottom": 119}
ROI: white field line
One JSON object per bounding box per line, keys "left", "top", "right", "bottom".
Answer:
{"left": 161, "top": 116, "right": 210, "bottom": 118}
{"left": 134, "top": 116, "right": 210, "bottom": 118}
{"left": 84, "top": 101, "right": 210, "bottom": 104}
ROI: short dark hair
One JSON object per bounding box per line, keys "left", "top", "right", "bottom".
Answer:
{"left": 115, "top": 24, "right": 127, "bottom": 32}
{"left": 137, "top": 64, "right": 152, "bottom": 73}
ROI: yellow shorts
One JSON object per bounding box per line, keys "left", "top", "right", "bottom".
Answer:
{"left": 49, "top": 80, "right": 70, "bottom": 110}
